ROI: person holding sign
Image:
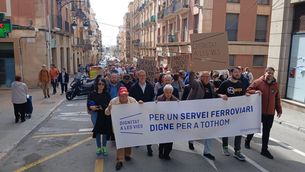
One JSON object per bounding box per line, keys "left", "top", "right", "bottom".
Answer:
{"left": 156, "top": 84, "right": 179, "bottom": 160}
{"left": 105, "top": 87, "right": 142, "bottom": 171}
{"left": 245, "top": 67, "right": 282, "bottom": 159}
{"left": 217, "top": 67, "right": 251, "bottom": 161}
{"left": 187, "top": 71, "right": 218, "bottom": 161}
{"left": 129, "top": 70, "right": 155, "bottom": 157}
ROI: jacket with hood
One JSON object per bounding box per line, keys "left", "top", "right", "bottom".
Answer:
{"left": 246, "top": 76, "right": 282, "bottom": 115}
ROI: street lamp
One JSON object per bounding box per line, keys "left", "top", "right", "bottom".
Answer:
{"left": 71, "top": 21, "right": 77, "bottom": 30}
{"left": 83, "top": 20, "right": 90, "bottom": 30}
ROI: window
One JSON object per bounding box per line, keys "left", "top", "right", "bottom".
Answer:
{"left": 182, "top": 18, "right": 188, "bottom": 42}
{"left": 227, "top": 0, "right": 240, "bottom": 3}
{"left": 256, "top": 0, "right": 269, "bottom": 5}
{"left": 255, "top": 15, "right": 268, "bottom": 42}
{"left": 229, "top": 55, "right": 235, "bottom": 66}
{"left": 226, "top": 13, "right": 239, "bottom": 41}
{"left": 194, "top": 14, "right": 199, "bottom": 34}
{"left": 253, "top": 55, "right": 265, "bottom": 67}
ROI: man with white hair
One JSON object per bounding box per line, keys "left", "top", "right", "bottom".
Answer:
{"left": 187, "top": 71, "right": 218, "bottom": 161}
{"left": 129, "top": 70, "right": 155, "bottom": 157}
{"left": 156, "top": 74, "right": 179, "bottom": 99}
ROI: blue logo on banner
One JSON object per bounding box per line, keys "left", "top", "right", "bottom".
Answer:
{"left": 119, "top": 113, "right": 144, "bottom": 134}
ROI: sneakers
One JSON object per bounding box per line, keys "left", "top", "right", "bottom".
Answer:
{"left": 115, "top": 162, "right": 123, "bottom": 171}
{"left": 204, "top": 153, "right": 216, "bottom": 161}
{"left": 189, "top": 142, "right": 195, "bottom": 150}
{"left": 222, "top": 147, "right": 230, "bottom": 156}
{"left": 234, "top": 151, "right": 246, "bottom": 161}
{"left": 96, "top": 147, "right": 102, "bottom": 156}
{"left": 102, "top": 146, "right": 108, "bottom": 156}
{"left": 244, "top": 141, "right": 251, "bottom": 149}
{"left": 261, "top": 150, "right": 274, "bottom": 159}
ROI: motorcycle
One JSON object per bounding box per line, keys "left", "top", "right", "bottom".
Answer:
{"left": 66, "top": 77, "right": 95, "bottom": 100}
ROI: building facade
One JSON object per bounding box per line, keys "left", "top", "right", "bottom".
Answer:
{"left": 122, "top": 0, "right": 272, "bottom": 78}
{"left": 267, "top": 0, "right": 305, "bottom": 104}
{"left": 0, "top": 0, "right": 101, "bottom": 88}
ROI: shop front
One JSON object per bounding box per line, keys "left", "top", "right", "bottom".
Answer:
{"left": 286, "top": 2, "right": 305, "bottom": 103}
{"left": 0, "top": 42, "right": 15, "bottom": 88}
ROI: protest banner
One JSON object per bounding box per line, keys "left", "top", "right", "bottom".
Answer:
{"left": 190, "top": 32, "right": 229, "bottom": 71}
{"left": 136, "top": 58, "right": 157, "bottom": 82}
{"left": 111, "top": 94, "right": 262, "bottom": 149}
{"left": 170, "top": 54, "right": 191, "bottom": 73}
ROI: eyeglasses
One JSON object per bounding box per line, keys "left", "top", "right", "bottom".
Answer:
{"left": 98, "top": 83, "right": 105, "bottom": 86}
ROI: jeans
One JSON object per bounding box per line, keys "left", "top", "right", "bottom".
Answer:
{"left": 51, "top": 79, "right": 57, "bottom": 94}
{"left": 60, "top": 83, "right": 68, "bottom": 93}
{"left": 91, "top": 112, "right": 107, "bottom": 148}
{"left": 246, "top": 114, "right": 274, "bottom": 152}
{"left": 203, "top": 139, "right": 213, "bottom": 154}
{"left": 222, "top": 136, "right": 242, "bottom": 151}
{"left": 189, "top": 139, "right": 213, "bottom": 154}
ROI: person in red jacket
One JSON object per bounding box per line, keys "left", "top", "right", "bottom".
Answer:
{"left": 245, "top": 67, "right": 282, "bottom": 159}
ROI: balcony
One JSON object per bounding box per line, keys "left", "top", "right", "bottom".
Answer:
{"left": 168, "top": 34, "right": 177, "bottom": 43}
{"left": 174, "top": 0, "right": 189, "bottom": 13}
{"left": 164, "top": 5, "right": 175, "bottom": 19}
{"left": 150, "top": 15, "right": 156, "bottom": 23}
{"left": 158, "top": 9, "right": 165, "bottom": 19}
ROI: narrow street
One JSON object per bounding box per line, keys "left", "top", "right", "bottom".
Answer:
{"left": 1, "top": 98, "right": 305, "bottom": 172}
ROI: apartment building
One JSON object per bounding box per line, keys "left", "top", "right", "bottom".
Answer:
{"left": 0, "top": 0, "right": 102, "bottom": 88}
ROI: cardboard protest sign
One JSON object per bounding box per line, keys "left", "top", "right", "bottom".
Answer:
{"left": 170, "top": 54, "right": 191, "bottom": 73}
{"left": 136, "top": 58, "right": 157, "bottom": 83}
{"left": 190, "top": 32, "right": 229, "bottom": 72}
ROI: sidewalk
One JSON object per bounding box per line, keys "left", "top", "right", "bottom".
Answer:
{"left": 274, "top": 101, "right": 305, "bottom": 134}
{"left": 0, "top": 89, "right": 66, "bottom": 160}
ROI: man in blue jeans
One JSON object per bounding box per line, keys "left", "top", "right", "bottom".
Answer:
{"left": 187, "top": 71, "right": 218, "bottom": 161}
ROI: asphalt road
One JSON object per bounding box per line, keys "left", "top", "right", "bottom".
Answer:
{"left": 1, "top": 98, "right": 305, "bottom": 172}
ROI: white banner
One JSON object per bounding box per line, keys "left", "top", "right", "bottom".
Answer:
{"left": 112, "top": 94, "right": 262, "bottom": 149}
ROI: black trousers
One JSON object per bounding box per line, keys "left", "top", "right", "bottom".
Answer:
{"left": 51, "top": 79, "right": 57, "bottom": 94}
{"left": 13, "top": 103, "right": 27, "bottom": 121}
{"left": 222, "top": 136, "right": 242, "bottom": 151}
{"left": 246, "top": 114, "right": 274, "bottom": 152}
{"left": 60, "top": 83, "right": 68, "bottom": 93}
{"left": 159, "top": 143, "right": 173, "bottom": 157}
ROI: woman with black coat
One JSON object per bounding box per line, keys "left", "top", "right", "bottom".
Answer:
{"left": 87, "top": 78, "right": 111, "bottom": 156}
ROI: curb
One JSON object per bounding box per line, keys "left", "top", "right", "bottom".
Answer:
{"left": 0, "top": 98, "right": 66, "bottom": 161}
{"left": 274, "top": 119, "right": 305, "bottom": 134}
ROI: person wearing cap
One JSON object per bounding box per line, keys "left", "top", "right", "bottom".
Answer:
{"left": 129, "top": 70, "right": 155, "bottom": 157}
{"left": 119, "top": 74, "right": 133, "bottom": 91}
{"left": 39, "top": 64, "right": 50, "bottom": 98}
{"left": 105, "top": 87, "right": 142, "bottom": 171}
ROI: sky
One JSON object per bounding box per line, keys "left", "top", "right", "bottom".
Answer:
{"left": 90, "top": 0, "right": 132, "bottom": 47}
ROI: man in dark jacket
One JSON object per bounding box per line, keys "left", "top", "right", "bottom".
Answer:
{"left": 129, "top": 70, "right": 155, "bottom": 156}
{"left": 58, "top": 68, "right": 69, "bottom": 95}
{"left": 187, "top": 71, "right": 218, "bottom": 161}
{"left": 156, "top": 74, "right": 179, "bottom": 99}
{"left": 245, "top": 67, "right": 282, "bottom": 159}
